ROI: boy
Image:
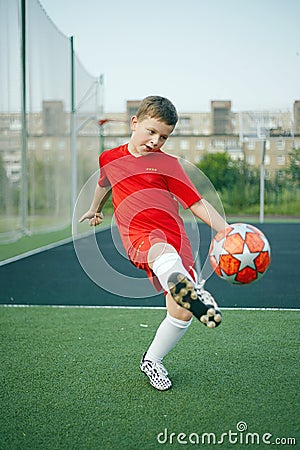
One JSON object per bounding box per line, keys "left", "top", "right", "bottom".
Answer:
{"left": 80, "top": 96, "right": 229, "bottom": 391}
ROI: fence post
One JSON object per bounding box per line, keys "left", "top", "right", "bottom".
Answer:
{"left": 70, "top": 36, "right": 77, "bottom": 232}
{"left": 21, "top": 0, "right": 28, "bottom": 234}
{"left": 259, "top": 139, "right": 266, "bottom": 223}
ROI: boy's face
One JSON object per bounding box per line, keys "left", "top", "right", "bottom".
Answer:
{"left": 128, "top": 116, "right": 174, "bottom": 156}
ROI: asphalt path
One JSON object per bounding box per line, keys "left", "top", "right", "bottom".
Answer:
{"left": 0, "top": 223, "right": 299, "bottom": 309}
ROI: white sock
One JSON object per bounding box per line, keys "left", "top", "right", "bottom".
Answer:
{"left": 144, "top": 313, "right": 192, "bottom": 363}
{"left": 152, "top": 252, "right": 192, "bottom": 292}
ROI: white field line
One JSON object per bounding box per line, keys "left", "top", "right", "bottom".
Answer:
{"left": 0, "top": 304, "right": 299, "bottom": 312}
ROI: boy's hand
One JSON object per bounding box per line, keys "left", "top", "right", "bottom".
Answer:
{"left": 79, "top": 211, "right": 103, "bottom": 226}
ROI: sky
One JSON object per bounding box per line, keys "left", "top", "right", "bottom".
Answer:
{"left": 40, "top": 0, "right": 300, "bottom": 113}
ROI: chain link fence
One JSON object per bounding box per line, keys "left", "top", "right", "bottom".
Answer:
{"left": 0, "top": 0, "right": 102, "bottom": 245}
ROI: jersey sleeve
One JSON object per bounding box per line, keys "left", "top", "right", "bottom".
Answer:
{"left": 166, "top": 158, "right": 202, "bottom": 209}
{"left": 97, "top": 153, "right": 111, "bottom": 188}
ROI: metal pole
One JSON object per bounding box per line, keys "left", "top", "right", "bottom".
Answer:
{"left": 21, "top": 0, "right": 28, "bottom": 234}
{"left": 70, "top": 36, "right": 77, "bottom": 229}
{"left": 99, "top": 75, "right": 104, "bottom": 153}
{"left": 100, "top": 124, "right": 104, "bottom": 153}
{"left": 259, "top": 139, "right": 266, "bottom": 223}
{"left": 99, "top": 74, "right": 104, "bottom": 118}
{"left": 98, "top": 119, "right": 112, "bottom": 153}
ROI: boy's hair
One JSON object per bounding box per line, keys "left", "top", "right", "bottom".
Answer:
{"left": 136, "top": 96, "right": 178, "bottom": 126}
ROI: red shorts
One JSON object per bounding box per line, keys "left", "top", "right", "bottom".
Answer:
{"left": 127, "top": 229, "right": 196, "bottom": 292}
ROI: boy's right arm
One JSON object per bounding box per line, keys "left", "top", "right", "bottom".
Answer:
{"left": 79, "top": 184, "right": 111, "bottom": 226}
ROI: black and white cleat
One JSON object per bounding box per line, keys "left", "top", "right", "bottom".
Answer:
{"left": 167, "top": 272, "right": 222, "bottom": 328}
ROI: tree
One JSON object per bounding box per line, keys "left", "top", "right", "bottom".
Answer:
{"left": 196, "top": 152, "right": 260, "bottom": 212}
{"left": 196, "top": 152, "right": 237, "bottom": 192}
{"left": 286, "top": 147, "right": 300, "bottom": 187}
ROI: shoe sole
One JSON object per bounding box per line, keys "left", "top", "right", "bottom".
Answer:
{"left": 167, "top": 272, "right": 222, "bottom": 328}
{"left": 140, "top": 365, "right": 172, "bottom": 391}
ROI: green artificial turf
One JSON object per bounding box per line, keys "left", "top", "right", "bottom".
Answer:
{"left": 0, "top": 307, "right": 299, "bottom": 450}
{"left": 0, "top": 227, "right": 72, "bottom": 262}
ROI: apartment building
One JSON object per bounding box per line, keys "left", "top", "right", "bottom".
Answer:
{"left": 101, "top": 100, "right": 298, "bottom": 179}
{"left": 0, "top": 100, "right": 299, "bottom": 183}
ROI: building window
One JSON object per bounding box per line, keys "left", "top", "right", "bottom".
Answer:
{"left": 229, "top": 152, "right": 244, "bottom": 161}
{"left": 276, "top": 139, "right": 285, "bottom": 150}
{"left": 265, "top": 155, "right": 270, "bottom": 165}
{"left": 227, "top": 139, "right": 238, "bottom": 148}
{"left": 178, "top": 117, "right": 191, "bottom": 135}
{"left": 180, "top": 140, "right": 189, "bottom": 150}
{"left": 179, "top": 117, "right": 191, "bottom": 127}
{"left": 214, "top": 140, "right": 225, "bottom": 149}
{"left": 43, "top": 140, "right": 51, "bottom": 150}
{"left": 165, "top": 140, "right": 174, "bottom": 150}
{"left": 196, "top": 140, "right": 204, "bottom": 150}
{"left": 247, "top": 155, "right": 255, "bottom": 165}
{"left": 10, "top": 120, "right": 22, "bottom": 130}
{"left": 247, "top": 140, "right": 255, "bottom": 150}
{"left": 276, "top": 155, "right": 285, "bottom": 166}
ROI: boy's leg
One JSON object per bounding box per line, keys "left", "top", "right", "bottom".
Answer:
{"left": 140, "top": 308, "right": 192, "bottom": 391}
{"left": 140, "top": 244, "right": 192, "bottom": 390}
{"left": 148, "top": 242, "right": 222, "bottom": 328}
{"left": 144, "top": 306, "right": 192, "bottom": 363}
{"left": 140, "top": 241, "right": 221, "bottom": 390}
{"left": 148, "top": 242, "right": 193, "bottom": 290}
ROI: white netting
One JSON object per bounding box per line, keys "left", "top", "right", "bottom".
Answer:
{"left": 0, "top": 0, "right": 102, "bottom": 245}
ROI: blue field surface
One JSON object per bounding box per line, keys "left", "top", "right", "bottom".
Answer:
{"left": 0, "top": 223, "right": 299, "bottom": 309}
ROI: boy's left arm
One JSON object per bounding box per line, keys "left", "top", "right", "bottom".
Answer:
{"left": 190, "top": 199, "right": 229, "bottom": 233}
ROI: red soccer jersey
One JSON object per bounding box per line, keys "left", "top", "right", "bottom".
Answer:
{"left": 98, "top": 144, "right": 202, "bottom": 289}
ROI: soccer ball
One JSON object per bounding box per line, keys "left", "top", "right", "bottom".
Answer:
{"left": 209, "top": 223, "right": 271, "bottom": 284}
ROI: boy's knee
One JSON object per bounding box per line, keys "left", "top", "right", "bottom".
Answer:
{"left": 148, "top": 242, "right": 177, "bottom": 268}
{"left": 166, "top": 293, "right": 193, "bottom": 321}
